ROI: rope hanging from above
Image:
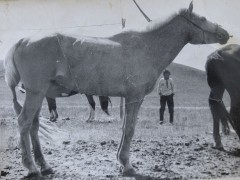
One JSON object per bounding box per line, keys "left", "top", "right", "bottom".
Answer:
{"left": 132, "top": 0, "right": 151, "bottom": 22}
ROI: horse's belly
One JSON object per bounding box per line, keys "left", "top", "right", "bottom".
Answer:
{"left": 74, "top": 74, "right": 126, "bottom": 97}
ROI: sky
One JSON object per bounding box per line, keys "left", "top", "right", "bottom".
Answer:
{"left": 0, "top": 0, "right": 239, "bottom": 70}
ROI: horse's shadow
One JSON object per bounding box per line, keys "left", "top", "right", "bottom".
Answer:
{"left": 213, "top": 146, "right": 240, "bottom": 157}
{"left": 226, "top": 148, "right": 240, "bottom": 157}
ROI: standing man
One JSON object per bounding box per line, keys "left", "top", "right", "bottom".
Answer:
{"left": 158, "top": 70, "right": 175, "bottom": 124}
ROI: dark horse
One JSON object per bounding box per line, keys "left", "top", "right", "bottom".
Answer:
{"left": 206, "top": 44, "right": 240, "bottom": 150}
{"left": 46, "top": 95, "right": 109, "bottom": 122}
{"left": 5, "top": 2, "right": 229, "bottom": 178}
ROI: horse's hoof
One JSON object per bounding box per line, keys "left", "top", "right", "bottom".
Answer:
{"left": 21, "top": 171, "right": 41, "bottom": 179}
{"left": 122, "top": 168, "right": 136, "bottom": 177}
{"left": 212, "top": 146, "right": 225, "bottom": 151}
{"left": 41, "top": 167, "right": 54, "bottom": 176}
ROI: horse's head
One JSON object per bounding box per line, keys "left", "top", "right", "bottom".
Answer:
{"left": 180, "top": 1, "right": 229, "bottom": 45}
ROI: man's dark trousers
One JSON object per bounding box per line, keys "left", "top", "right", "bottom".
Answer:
{"left": 159, "top": 94, "right": 174, "bottom": 123}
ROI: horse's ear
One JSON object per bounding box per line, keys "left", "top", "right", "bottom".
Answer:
{"left": 187, "top": 1, "right": 193, "bottom": 15}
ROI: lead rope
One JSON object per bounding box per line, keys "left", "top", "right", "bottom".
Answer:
{"left": 132, "top": 0, "right": 151, "bottom": 22}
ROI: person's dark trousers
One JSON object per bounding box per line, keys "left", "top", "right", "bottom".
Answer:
{"left": 159, "top": 94, "right": 174, "bottom": 123}
{"left": 46, "top": 97, "right": 57, "bottom": 112}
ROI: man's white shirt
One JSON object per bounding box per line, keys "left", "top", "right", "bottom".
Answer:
{"left": 157, "top": 78, "right": 175, "bottom": 96}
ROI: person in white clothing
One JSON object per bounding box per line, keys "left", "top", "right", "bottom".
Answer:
{"left": 158, "top": 70, "right": 175, "bottom": 124}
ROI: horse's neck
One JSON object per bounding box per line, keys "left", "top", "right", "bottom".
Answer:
{"left": 142, "top": 16, "right": 189, "bottom": 73}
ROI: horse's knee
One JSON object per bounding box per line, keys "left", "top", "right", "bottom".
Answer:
{"left": 30, "top": 121, "right": 40, "bottom": 135}
{"left": 18, "top": 108, "right": 38, "bottom": 135}
{"left": 18, "top": 117, "right": 32, "bottom": 135}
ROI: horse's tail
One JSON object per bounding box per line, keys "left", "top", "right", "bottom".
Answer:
{"left": 99, "top": 96, "right": 112, "bottom": 115}
{"left": 4, "top": 40, "right": 23, "bottom": 115}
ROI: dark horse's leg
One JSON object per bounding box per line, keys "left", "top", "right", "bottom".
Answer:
{"left": 99, "top": 96, "right": 110, "bottom": 115}
{"left": 86, "top": 95, "right": 110, "bottom": 122}
{"left": 208, "top": 88, "right": 228, "bottom": 150}
{"left": 207, "top": 63, "right": 229, "bottom": 150}
{"left": 86, "top": 95, "right": 96, "bottom": 122}
{"left": 46, "top": 97, "right": 58, "bottom": 122}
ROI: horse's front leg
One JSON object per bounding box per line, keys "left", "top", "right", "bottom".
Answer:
{"left": 117, "top": 97, "right": 143, "bottom": 176}
{"left": 18, "top": 90, "right": 45, "bottom": 178}
{"left": 30, "top": 109, "right": 53, "bottom": 176}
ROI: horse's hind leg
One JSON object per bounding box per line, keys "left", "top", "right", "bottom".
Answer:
{"left": 18, "top": 90, "right": 45, "bottom": 178}
{"left": 30, "top": 108, "right": 53, "bottom": 176}
{"left": 117, "top": 97, "right": 143, "bottom": 176}
{"left": 86, "top": 95, "right": 95, "bottom": 122}
{"left": 219, "top": 102, "right": 230, "bottom": 135}
{"left": 208, "top": 86, "right": 225, "bottom": 150}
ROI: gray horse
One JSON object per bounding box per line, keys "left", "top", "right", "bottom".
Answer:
{"left": 5, "top": 2, "right": 229, "bottom": 178}
{"left": 206, "top": 44, "right": 240, "bottom": 150}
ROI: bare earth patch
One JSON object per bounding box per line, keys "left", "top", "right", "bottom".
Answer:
{"left": 1, "top": 115, "right": 240, "bottom": 180}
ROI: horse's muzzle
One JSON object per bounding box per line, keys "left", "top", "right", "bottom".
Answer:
{"left": 218, "top": 29, "right": 230, "bottom": 44}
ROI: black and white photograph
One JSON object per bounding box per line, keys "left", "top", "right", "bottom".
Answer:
{"left": 0, "top": 0, "right": 240, "bottom": 179}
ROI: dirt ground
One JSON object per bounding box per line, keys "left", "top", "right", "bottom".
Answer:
{"left": 1, "top": 107, "right": 240, "bottom": 180}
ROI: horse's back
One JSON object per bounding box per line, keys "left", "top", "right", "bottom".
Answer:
{"left": 206, "top": 44, "right": 240, "bottom": 90}
{"left": 219, "top": 44, "right": 240, "bottom": 62}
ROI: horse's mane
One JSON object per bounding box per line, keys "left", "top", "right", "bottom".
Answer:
{"left": 143, "top": 8, "right": 201, "bottom": 33}
{"left": 111, "top": 8, "right": 189, "bottom": 40}
{"left": 142, "top": 9, "right": 184, "bottom": 33}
